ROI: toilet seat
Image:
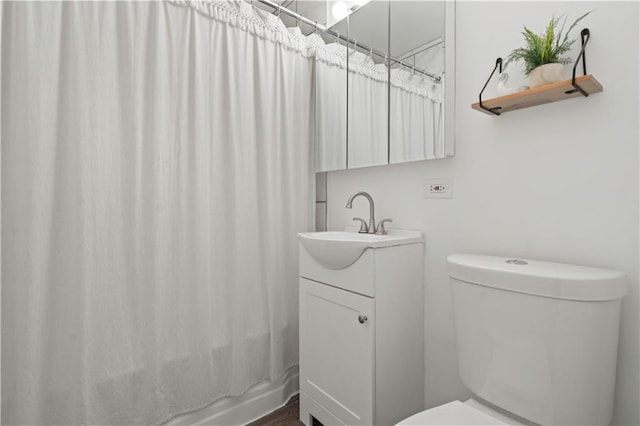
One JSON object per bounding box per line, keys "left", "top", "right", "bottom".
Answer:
{"left": 396, "top": 400, "right": 507, "bottom": 425}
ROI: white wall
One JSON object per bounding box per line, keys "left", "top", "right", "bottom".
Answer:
{"left": 325, "top": 2, "right": 639, "bottom": 424}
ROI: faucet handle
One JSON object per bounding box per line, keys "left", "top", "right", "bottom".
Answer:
{"left": 352, "top": 217, "right": 369, "bottom": 234}
{"left": 375, "top": 218, "right": 392, "bottom": 235}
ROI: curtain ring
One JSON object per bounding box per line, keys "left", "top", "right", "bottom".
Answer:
{"left": 314, "top": 21, "right": 318, "bottom": 34}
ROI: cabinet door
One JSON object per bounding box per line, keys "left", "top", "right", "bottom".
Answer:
{"left": 300, "top": 278, "right": 375, "bottom": 425}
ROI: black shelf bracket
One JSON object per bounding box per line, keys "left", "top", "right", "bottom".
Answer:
{"left": 478, "top": 57, "right": 503, "bottom": 116}
{"left": 566, "top": 28, "right": 591, "bottom": 97}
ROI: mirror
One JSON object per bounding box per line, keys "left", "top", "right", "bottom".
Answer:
{"left": 319, "top": 1, "right": 389, "bottom": 170}
{"left": 314, "top": 0, "right": 455, "bottom": 171}
{"left": 314, "top": 34, "right": 349, "bottom": 172}
{"left": 389, "top": 1, "right": 446, "bottom": 163}
{"left": 343, "top": 2, "right": 389, "bottom": 169}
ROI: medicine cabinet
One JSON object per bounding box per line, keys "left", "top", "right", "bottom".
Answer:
{"left": 315, "top": 0, "right": 455, "bottom": 172}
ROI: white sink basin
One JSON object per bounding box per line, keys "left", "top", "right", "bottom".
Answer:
{"left": 297, "top": 229, "right": 423, "bottom": 270}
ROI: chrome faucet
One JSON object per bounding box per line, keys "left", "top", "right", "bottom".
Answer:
{"left": 345, "top": 191, "right": 377, "bottom": 234}
{"left": 346, "top": 191, "right": 393, "bottom": 234}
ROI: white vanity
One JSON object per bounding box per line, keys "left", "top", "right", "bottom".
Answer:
{"left": 297, "top": 230, "right": 425, "bottom": 426}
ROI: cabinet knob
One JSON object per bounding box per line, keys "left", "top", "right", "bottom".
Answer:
{"left": 358, "top": 315, "right": 368, "bottom": 324}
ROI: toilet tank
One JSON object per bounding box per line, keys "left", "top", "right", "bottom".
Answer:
{"left": 447, "top": 254, "right": 627, "bottom": 426}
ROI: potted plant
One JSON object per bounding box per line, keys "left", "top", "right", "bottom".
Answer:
{"left": 504, "top": 11, "right": 592, "bottom": 87}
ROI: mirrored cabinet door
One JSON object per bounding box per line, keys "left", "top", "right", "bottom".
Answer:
{"left": 315, "top": 37, "right": 349, "bottom": 172}
{"left": 389, "top": 0, "right": 446, "bottom": 164}
{"left": 344, "top": 1, "right": 388, "bottom": 169}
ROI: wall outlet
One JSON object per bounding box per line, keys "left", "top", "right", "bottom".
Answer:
{"left": 424, "top": 178, "right": 452, "bottom": 199}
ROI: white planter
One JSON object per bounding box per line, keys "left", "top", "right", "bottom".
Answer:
{"left": 529, "top": 63, "right": 566, "bottom": 87}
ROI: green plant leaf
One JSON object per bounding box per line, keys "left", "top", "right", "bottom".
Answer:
{"left": 504, "top": 10, "right": 593, "bottom": 76}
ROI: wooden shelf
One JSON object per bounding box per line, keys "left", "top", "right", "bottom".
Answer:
{"left": 471, "top": 75, "right": 603, "bottom": 115}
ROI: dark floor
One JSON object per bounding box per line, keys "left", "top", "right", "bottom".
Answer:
{"left": 248, "top": 394, "right": 303, "bottom": 426}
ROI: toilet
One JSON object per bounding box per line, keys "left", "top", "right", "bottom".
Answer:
{"left": 398, "top": 254, "right": 627, "bottom": 426}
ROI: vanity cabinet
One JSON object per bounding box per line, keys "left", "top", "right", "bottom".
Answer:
{"left": 298, "top": 237, "right": 424, "bottom": 426}
{"left": 300, "top": 279, "right": 375, "bottom": 424}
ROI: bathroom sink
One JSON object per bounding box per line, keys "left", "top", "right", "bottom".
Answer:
{"left": 297, "top": 230, "right": 423, "bottom": 269}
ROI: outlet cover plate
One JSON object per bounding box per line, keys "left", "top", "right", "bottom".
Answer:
{"left": 424, "top": 178, "right": 453, "bottom": 199}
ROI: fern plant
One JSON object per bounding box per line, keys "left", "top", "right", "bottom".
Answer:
{"left": 504, "top": 11, "right": 592, "bottom": 75}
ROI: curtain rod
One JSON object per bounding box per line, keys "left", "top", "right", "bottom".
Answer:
{"left": 254, "top": 0, "right": 442, "bottom": 83}
{"left": 398, "top": 38, "right": 443, "bottom": 61}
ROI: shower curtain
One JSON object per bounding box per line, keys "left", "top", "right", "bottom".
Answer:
{"left": 1, "top": 1, "right": 314, "bottom": 425}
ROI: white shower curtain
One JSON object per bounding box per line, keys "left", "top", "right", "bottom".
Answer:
{"left": 1, "top": 1, "right": 314, "bottom": 425}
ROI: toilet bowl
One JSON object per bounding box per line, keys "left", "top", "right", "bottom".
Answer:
{"left": 397, "top": 399, "right": 523, "bottom": 425}
{"left": 397, "top": 254, "right": 627, "bottom": 426}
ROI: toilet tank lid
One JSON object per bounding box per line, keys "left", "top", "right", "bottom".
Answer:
{"left": 447, "top": 254, "right": 627, "bottom": 301}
